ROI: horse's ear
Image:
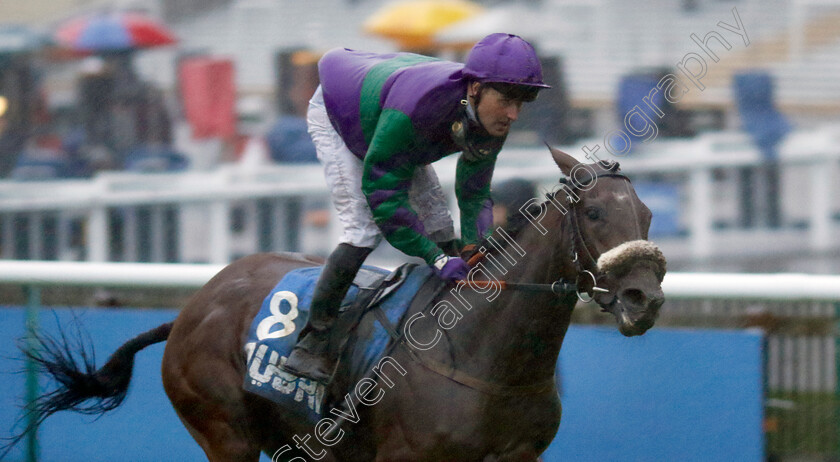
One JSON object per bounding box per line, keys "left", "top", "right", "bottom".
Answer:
{"left": 546, "top": 143, "right": 579, "bottom": 176}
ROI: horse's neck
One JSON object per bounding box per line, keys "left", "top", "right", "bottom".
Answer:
{"left": 435, "top": 214, "right": 576, "bottom": 385}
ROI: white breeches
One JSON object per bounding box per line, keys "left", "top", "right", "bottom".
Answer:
{"left": 307, "top": 86, "right": 455, "bottom": 249}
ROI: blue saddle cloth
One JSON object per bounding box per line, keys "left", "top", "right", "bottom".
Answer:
{"left": 242, "top": 264, "right": 434, "bottom": 426}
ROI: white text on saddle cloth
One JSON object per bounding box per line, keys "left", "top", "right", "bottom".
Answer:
{"left": 245, "top": 343, "right": 326, "bottom": 415}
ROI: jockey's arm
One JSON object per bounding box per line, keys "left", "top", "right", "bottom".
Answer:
{"left": 361, "top": 109, "right": 442, "bottom": 265}
{"left": 456, "top": 150, "right": 499, "bottom": 245}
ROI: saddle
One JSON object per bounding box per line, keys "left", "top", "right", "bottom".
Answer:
{"left": 242, "top": 263, "right": 444, "bottom": 425}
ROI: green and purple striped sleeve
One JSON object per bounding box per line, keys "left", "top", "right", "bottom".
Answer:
{"left": 455, "top": 151, "right": 499, "bottom": 244}
{"left": 356, "top": 54, "right": 450, "bottom": 264}
{"left": 361, "top": 109, "right": 441, "bottom": 264}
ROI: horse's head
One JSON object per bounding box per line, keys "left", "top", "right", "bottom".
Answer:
{"left": 549, "top": 146, "right": 666, "bottom": 336}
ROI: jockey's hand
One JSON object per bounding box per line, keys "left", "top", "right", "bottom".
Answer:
{"left": 432, "top": 255, "right": 470, "bottom": 281}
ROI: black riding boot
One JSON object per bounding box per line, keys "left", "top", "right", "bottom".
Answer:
{"left": 283, "top": 243, "right": 372, "bottom": 382}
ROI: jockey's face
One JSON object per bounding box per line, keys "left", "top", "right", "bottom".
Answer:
{"left": 469, "top": 82, "right": 523, "bottom": 137}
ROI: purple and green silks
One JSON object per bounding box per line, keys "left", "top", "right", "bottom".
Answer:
{"left": 318, "top": 48, "right": 501, "bottom": 264}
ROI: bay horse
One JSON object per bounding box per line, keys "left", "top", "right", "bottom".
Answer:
{"left": 6, "top": 147, "right": 665, "bottom": 461}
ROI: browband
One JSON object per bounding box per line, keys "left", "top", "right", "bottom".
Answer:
{"left": 558, "top": 162, "right": 626, "bottom": 190}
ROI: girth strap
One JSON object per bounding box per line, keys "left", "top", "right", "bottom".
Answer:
{"left": 405, "top": 345, "right": 556, "bottom": 397}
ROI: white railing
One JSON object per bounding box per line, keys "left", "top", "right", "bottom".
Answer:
{"left": 664, "top": 272, "right": 840, "bottom": 301}
{"left": 0, "top": 259, "right": 838, "bottom": 301}
{"left": 0, "top": 260, "right": 224, "bottom": 288}
{"left": 1, "top": 126, "right": 839, "bottom": 266}
{"left": 0, "top": 163, "right": 338, "bottom": 264}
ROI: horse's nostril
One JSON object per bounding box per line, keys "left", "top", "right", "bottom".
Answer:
{"left": 620, "top": 288, "right": 647, "bottom": 307}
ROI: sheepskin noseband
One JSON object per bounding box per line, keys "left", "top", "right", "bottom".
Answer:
{"left": 596, "top": 240, "right": 666, "bottom": 282}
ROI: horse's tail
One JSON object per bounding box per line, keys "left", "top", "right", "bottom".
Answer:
{"left": 29, "top": 321, "right": 173, "bottom": 415}
{"left": 1, "top": 321, "right": 173, "bottom": 457}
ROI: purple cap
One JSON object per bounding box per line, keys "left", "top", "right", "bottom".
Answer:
{"left": 463, "top": 33, "right": 550, "bottom": 88}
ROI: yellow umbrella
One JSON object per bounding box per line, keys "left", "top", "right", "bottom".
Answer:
{"left": 364, "top": 0, "right": 484, "bottom": 50}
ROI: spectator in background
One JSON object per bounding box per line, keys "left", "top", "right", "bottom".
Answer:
{"left": 0, "top": 95, "right": 27, "bottom": 177}
{"left": 236, "top": 96, "right": 273, "bottom": 166}
{"left": 265, "top": 49, "right": 328, "bottom": 245}
{"left": 0, "top": 56, "right": 44, "bottom": 178}
{"left": 491, "top": 177, "right": 538, "bottom": 228}
{"left": 78, "top": 57, "right": 118, "bottom": 170}
{"left": 0, "top": 96, "right": 7, "bottom": 134}
{"left": 265, "top": 115, "right": 317, "bottom": 163}
{"left": 267, "top": 50, "right": 321, "bottom": 164}
{"left": 0, "top": 95, "right": 19, "bottom": 176}
{"left": 78, "top": 55, "right": 177, "bottom": 172}
{"left": 61, "top": 127, "right": 93, "bottom": 178}
{"left": 0, "top": 96, "right": 8, "bottom": 143}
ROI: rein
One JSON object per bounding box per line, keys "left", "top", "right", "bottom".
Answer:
{"left": 460, "top": 248, "right": 577, "bottom": 295}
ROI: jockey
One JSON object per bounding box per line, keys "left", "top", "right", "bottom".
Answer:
{"left": 284, "top": 33, "right": 550, "bottom": 382}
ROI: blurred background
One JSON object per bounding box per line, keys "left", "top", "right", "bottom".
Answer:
{"left": 0, "top": 0, "right": 839, "bottom": 461}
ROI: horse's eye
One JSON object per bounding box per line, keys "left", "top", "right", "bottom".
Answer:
{"left": 585, "top": 207, "right": 602, "bottom": 221}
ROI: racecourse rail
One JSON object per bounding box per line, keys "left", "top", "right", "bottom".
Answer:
{"left": 1, "top": 259, "right": 840, "bottom": 299}
{"left": 1, "top": 127, "right": 840, "bottom": 268}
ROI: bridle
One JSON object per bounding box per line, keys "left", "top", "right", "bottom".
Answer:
{"left": 559, "top": 161, "right": 634, "bottom": 302}
{"left": 464, "top": 161, "right": 634, "bottom": 303}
